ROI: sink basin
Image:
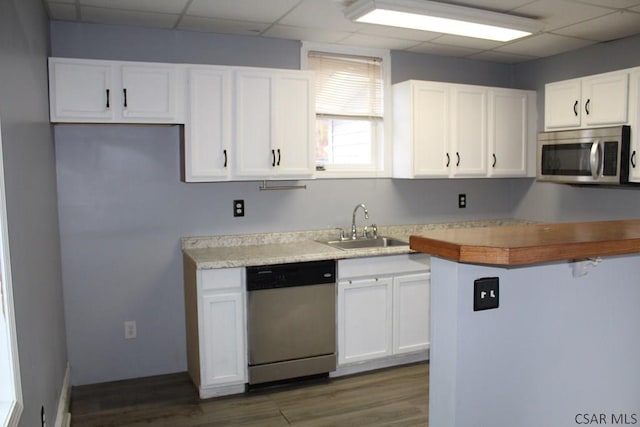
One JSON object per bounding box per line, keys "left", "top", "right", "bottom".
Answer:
{"left": 317, "top": 236, "right": 409, "bottom": 250}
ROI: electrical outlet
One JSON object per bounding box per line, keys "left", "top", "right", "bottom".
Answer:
{"left": 458, "top": 193, "right": 466, "bottom": 208}
{"left": 474, "top": 277, "right": 499, "bottom": 311}
{"left": 233, "top": 199, "right": 245, "bottom": 217}
{"left": 124, "top": 320, "right": 137, "bottom": 339}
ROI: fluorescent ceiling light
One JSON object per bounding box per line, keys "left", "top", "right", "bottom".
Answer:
{"left": 344, "top": 0, "right": 543, "bottom": 42}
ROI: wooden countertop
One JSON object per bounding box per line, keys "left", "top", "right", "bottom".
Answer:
{"left": 409, "top": 219, "right": 640, "bottom": 266}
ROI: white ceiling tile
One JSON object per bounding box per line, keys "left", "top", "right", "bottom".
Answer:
{"left": 495, "top": 32, "right": 595, "bottom": 56}
{"left": 187, "top": 0, "right": 300, "bottom": 22}
{"left": 80, "top": 6, "right": 179, "bottom": 29}
{"left": 263, "top": 25, "right": 351, "bottom": 43}
{"left": 355, "top": 23, "right": 441, "bottom": 42}
{"left": 436, "top": 0, "right": 535, "bottom": 12}
{"left": 511, "top": 0, "right": 613, "bottom": 32}
{"left": 177, "top": 16, "right": 270, "bottom": 35}
{"left": 407, "top": 42, "right": 481, "bottom": 57}
{"left": 280, "top": 0, "right": 360, "bottom": 32}
{"left": 575, "top": 0, "right": 640, "bottom": 8}
{"left": 553, "top": 10, "right": 640, "bottom": 41}
{"left": 468, "top": 49, "right": 539, "bottom": 63}
{"left": 429, "top": 34, "right": 503, "bottom": 50}
{"left": 48, "top": 2, "right": 78, "bottom": 20}
{"left": 79, "top": 0, "right": 189, "bottom": 14}
{"left": 339, "top": 33, "right": 421, "bottom": 50}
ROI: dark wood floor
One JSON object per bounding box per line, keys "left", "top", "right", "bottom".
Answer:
{"left": 70, "top": 362, "right": 429, "bottom": 426}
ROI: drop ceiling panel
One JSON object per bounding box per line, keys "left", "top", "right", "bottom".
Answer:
{"left": 80, "top": 0, "right": 190, "bottom": 14}
{"left": 430, "top": 34, "right": 503, "bottom": 50}
{"left": 553, "top": 10, "right": 640, "bottom": 41}
{"left": 439, "top": 0, "right": 536, "bottom": 12}
{"left": 575, "top": 0, "right": 640, "bottom": 8}
{"left": 263, "top": 25, "right": 351, "bottom": 44}
{"left": 511, "top": 0, "right": 614, "bottom": 32}
{"left": 495, "top": 32, "right": 595, "bottom": 57}
{"left": 279, "top": 0, "right": 360, "bottom": 32}
{"left": 355, "top": 24, "right": 441, "bottom": 43}
{"left": 187, "top": 0, "right": 301, "bottom": 22}
{"left": 339, "top": 33, "right": 421, "bottom": 50}
{"left": 408, "top": 42, "right": 482, "bottom": 57}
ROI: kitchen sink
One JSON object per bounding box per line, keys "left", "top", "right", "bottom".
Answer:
{"left": 317, "top": 236, "right": 409, "bottom": 250}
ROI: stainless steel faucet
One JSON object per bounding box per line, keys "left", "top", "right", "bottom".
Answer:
{"left": 351, "top": 203, "right": 369, "bottom": 239}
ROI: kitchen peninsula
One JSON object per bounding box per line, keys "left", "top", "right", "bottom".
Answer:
{"left": 410, "top": 220, "right": 640, "bottom": 427}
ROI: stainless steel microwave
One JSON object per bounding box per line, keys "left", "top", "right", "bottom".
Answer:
{"left": 537, "top": 125, "right": 631, "bottom": 185}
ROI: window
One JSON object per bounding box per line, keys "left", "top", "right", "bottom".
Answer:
{"left": 302, "top": 43, "right": 391, "bottom": 177}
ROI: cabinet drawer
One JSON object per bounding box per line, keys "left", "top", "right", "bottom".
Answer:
{"left": 338, "top": 253, "right": 429, "bottom": 279}
{"left": 199, "top": 267, "right": 243, "bottom": 291}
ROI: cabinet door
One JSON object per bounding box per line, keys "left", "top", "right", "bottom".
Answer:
{"left": 628, "top": 69, "right": 640, "bottom": 183}
{"left": 582, "top": 72, "right": 629, "bottom": 127}
{"left": 234, "top": 70, "right": 275, "bottom": 178}
{"left": 393, "top": 273, "right": 430, "bottom": 354}
{"left": 49, "top": 58, "right": 114, "bottom": 122}
{"left": 544, "top": 79, "right": 581, "bottom": 130}
{"left": 200, "top": 291, "right": 246, "bottom": 386}
{"left": 338, "top": 278, "right": 393, "bottom": 365}
{"left": 412, "top": 82, "right": 450, "bottom": 177}
{"left": 120, "top": 64, "right": 179, "bottom": 122}
{"left": 273, "top": 72, "right": 315, "bottom": 178}
{"left": 488, "top": 89, "right": 529, "bottom": 177}
{"left": 184, "top": 68, "right": 231, "bottom": 182}
{"left": 450, "top": 85, "right": 487, "bottom": 177}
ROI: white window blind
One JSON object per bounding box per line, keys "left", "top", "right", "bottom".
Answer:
{"left": 308, "top": 52, "right": 383, "bottom": 119}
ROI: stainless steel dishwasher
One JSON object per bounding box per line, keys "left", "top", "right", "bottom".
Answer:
{"left": 246, "top": 259, "right": 337, "bottom": 385}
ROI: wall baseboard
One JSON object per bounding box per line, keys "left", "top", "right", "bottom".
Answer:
{"left": 54, "top": 364, "right": 71, "bottom": 427}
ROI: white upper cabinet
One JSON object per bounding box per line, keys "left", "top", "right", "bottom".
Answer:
{"left": 234, "top": 69, "right": 315, "bottom": 180}
{"left": 393, "top": 81, "right": 450, "bottom": 177}
{"left": 393, "top": 80, "right": 535, "bottom": 179}
{"left": 627, "top": 68, "right": 640, "bottom": 182}
{"left": 49, "top": 59, "right": 114, "bottom": 121}
{"left": 48, "top": 57, "right": 184, "bottom": 124}
{"left": 450, "top": 85, "right": 488, "bottom": 177}
{"left": 488, "top": 89, "right": 536, "bottom": 177}
{"left": 184, "top": 67, "right": 232, "bottom": 182}
{"left": 119, "top": 63, "right": 181, "bottom": 121}
{"left": 544, "top": 70, "right": 629, "bottom": 130}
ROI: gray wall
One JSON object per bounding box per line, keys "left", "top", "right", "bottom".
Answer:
{"left": 512, "top": 34, "right": 640, "bottom": 223}
{"left": 50, "top": 21, "right": 527, "bottom": 385}
{"left": 430, "top": 255, "right": 640, "bottom": 427}
{"left": 0, "top": 0, "right": 67, "bottom": 425}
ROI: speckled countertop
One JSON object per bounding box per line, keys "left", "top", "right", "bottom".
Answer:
{"left": 182, "top": 218, "right": 532, "bottom": 269}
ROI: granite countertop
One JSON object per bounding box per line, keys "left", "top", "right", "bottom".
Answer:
{"left": 182, "top": 219, "right": 531, "bottom": 269}
{"left": 409, "top": 219, "right": 640, "bottom": 266}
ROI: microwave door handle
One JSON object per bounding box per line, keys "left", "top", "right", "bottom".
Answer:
{"left": 589, "top": 140, "right": 602, "bottom": 178}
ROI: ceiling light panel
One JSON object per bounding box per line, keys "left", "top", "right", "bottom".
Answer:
{"left": 344, "top": 0, "right": 544, "bottom": 42}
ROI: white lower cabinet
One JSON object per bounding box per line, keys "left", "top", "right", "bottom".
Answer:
{"left": 184, "top": 260, "right": 246, "bottom": 398}
{"left": 338, "top": 277, "right": 393, "bottom": 364}
{"left": 337, "top": 254, "right": 430, "bottom": 372}
{"left": 393, "top": 272, "right": 430, "bottom": 354}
